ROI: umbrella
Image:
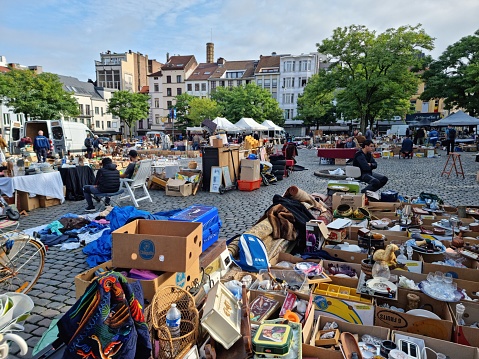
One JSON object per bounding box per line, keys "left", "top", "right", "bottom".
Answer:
{"left": 201, "top": 119, "right": 217, "bottom": 133}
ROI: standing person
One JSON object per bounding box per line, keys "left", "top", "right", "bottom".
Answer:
{"left": 0, "top": 135, "right": 8, "bottom": 162}
{"left": 353, "top": 140, "right": 388, "bottom": 194}
{"left": 192, "top": 133, "right": 201, "bottom": 150}
{"left": 253, "top": 131, "right": 260, "bottom": 141}
{"left": 84, "top": 134, "right": 93, "bottom": 159}
{"left": 83, "top": 157, "right": 120, "bottom": 212}
{"left": 428, "top": 128, "right": 439, "bottom": 147}
{"left": 92, "top": 135, "right": 102, "bottom": 157}
{"left": 405, "top": 127, "right": 411, "bottom": 138}
{"left": 33, "top": 130, "right": 50, "bottom": 163}
{"left": 446, "top": 125, "right": 457, "bottom": 155}
{"left": 416, "top": 127, "right": 426, "bottom": 146}
{"left": 365, "top": 126, "right": 374, "bottom": 141}
{"left": 120, "top": 149, "right": 139, "bottom": 179}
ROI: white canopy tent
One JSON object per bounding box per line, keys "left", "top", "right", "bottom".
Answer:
{"left": 261, "top": 120, "right": 284, "bottom": 131}
{"left": 186, "top": 126, "right": 204, "bottom": 134}
{"left": 235, "top": 117, "right": 269, "bottom": 132}
{"left": 212, "top": 117, "right": 241, "bottom": 132}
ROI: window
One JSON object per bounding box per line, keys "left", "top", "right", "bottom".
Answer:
{"left": 177, "top": 88, "right": 182, "bottom": 95}
{"left": 193, "top": 83, "right": 198, "bottom": 91}
{"left": 176, "top": 75, "right": 182, "bottom": 83}
{"left": 300, "top": 77, "right": 308, "bottom": 87}
{"left": 283, "top": 61, "right": 295, "bottom": 72}
{"left": 256, "top": 79, "right": 263, "bottom": 87}
{"left": 228, "top": 80, "right": 234, "bottom": 88}
{"left": 95, "top": 121, "right": 100, "bottom": 128}
{"left": 237, "top": 80, "right": 242, "bottom": 86}
{"left": 264, "top": 79, "right": 270, "bottom": 87}
{"left": 2, "top": 113, "right": 10, "bottom": 126}
{"left": 201, "top": 83, "right": 206, "bottom": 91}
{"left": 283, "top": 109, "right": 293, "bottom": 119}
{"left": 219, "top": 80, "right": 225, "bottom": 87}
{"left": 211, "top": 81, "right": 216, "bottom": 90}
{"left": 154, "top": 98, "right": 160, "bottom": 108}
{"left": 283, "top": 77, "right": 295, "bottom": 88}
{"left": 97, "top": 69, "right": 121, "bottom": 89}
{"left": 101, "top": 108, "right": 104, "bottom": 116}
{"left": 271, "top": 91, "right": 277, "bottom": 100}
{"left": 95, "top": 107, "right": 100, "bottom": 115}
{"left": 107, "top": 121, "right": 111, "bottom": 128}
{"left": 187, "top": 84, "right": 192, "bottom": 91}
{"left": 166, "top": 75, "right": 171, "bottom": 83}
{"left": 283, "top": 93, "right": 295, "bottom": 104}
{"left": 299, "top": 60, "right": 311, "bottom": 71}
{"left": 79, "top": 104, "right": 84, "bottom": 115}
{"left": 226, "top": 71, "right": 245, "bottom": 79}
{"left": 155, "top": 114, "right": 160, "bottom": 124}
{"left": 138, "top": 120, "right": 144, "bottom": 129}
{"left": 154, "top": 83, "right": 159, "bottom": 92}
{"left": 154, "top": 76, "right": 158, "bottom": 80}
{"left": 167, "top": 88, "right": 172, "bottom": 96}
{"left": 410, "top": 100, "right": 417, "bottom": 111}
{"left": 167, "top": 101, "right": 172, "bottom": 108}
{"left": 86, "top": 105, "right": 91, "bottom": 115}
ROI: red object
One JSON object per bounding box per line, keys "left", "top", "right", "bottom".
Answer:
{"left": 237, "top": 179, "right": 261, "bottom": 191}
{"left": 317, "top": 148, "right": 357, "bottom": 159}
{"left": 284, "top": 159, "right": 295, "bottom": 177}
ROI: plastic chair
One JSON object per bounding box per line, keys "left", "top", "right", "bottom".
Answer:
{"left": 119, "top": 159, "right": 153, "bottom": 207}
{"left": 345, "top": 165, "right": 361, "bottom": 181}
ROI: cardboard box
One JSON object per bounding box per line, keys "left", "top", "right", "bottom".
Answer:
{"left": 334, "top": 158, "right": 347, "bottom": 165}
{"left": 38, "top": 196, "right": 61, "bottom": 208}
{"left": 165, "top": 178, "right": 193, "bottom": 197}
{"left": 375, "top": 288, "right": 453, "bottom": 340}
{"left": 17, "top": 191, "right": 40, "bottom": 212}
{"left": 112, "top": 220, "right": 203, "bottom": 272}
{"left": 392, "top": 330, "right": 479, "bottom": 359}
{"left": 451, "top": 301, "right": 479, "bottom": 347}
{"left": 240, "top": 159, "right": 261, "bottom": 181}
{"left": 74, "top": 259, "right": 201, "bottom": 303}
{"left": 212, "top": 138, "right": 224, "bottom": 148}
{"left": 332, "top": 193, "right": 366, "bottom": 210}
{"left": 422, "top": 261, "right": 479, "bottom": 281}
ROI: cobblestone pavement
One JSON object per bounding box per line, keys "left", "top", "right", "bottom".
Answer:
{"left": 6, "top": 147, "right": 479, "bottom": 357}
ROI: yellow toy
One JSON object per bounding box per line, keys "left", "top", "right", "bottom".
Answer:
{"left": 373, "top": 244, "right": 399, "bottom": 267}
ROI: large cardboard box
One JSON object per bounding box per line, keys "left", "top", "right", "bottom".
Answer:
{"left": 212, "top": 138, "right": 224, "bottom": 148}
{"left": 332, "top": 193, "right": 366, "bottom": 211}
{"left": 240, "top": 159, "right": 260, "bottom": 181}
{"left": 451, "top": 301, "right": 479, "bottom": 347}
{"left": 38, "top": 196, "right": 61, "bottom": 208}
{"left": 165, "top": 178, "right": 193, "bottom": 197}
{"left": 74, "top": 259, "right": 201, "bottom": 302}
{"left": 375, "top": 288, "right": 453, "bottom": 340}
{"left": 17, "top": 191, "right": 40, "bottom": 212}
{"left": 112, "top": 220, "right": 203, "bottom": 272}
{"left": 392, "top": 330, "right": 479, "bottom": 359}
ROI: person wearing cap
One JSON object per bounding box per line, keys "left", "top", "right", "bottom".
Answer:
{"left": 92, "top": 135, "right": 103, "bottom": 156}
{"left": 120, "top": 149, "right": 139, "bottom": 179}
{"left": 83, "top": 157, "right": 120, "bottom": 212}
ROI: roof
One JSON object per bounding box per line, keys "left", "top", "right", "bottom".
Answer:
{"left": 148, "top": 70, "right": 162, "bottom": 77}
{"left": 187, "top": 63, "right": 219, "bottom": 81}
{"left": 139, "top": 86, "right": 149, "bottom": 94}
{"left": 161, "top": 55, "right": 196, "bottom": 71}
{"left": 209, "top": 60, "right": 256, "bottom": 79}
{"left": 57, "top": 75, "right": 103, "bottom": 100}
{"left": 431, "top": 110, "right": 479, "bottom": 126}
{"left": 255, "top": 55, "right": 280, "bottom": 75}
{"left": 0, "top": 66, "right": 10, "bottom": 73}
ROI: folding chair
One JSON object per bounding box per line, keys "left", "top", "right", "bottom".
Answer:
{"left": 95, "top": 189, "right": 124, "bottom": 211}
{"left": 119, "top": 159, "right": 153, "bottom": 207}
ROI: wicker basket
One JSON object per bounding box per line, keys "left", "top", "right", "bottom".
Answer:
{"left": 150, "top": 286, "right": 199, "bottom": 359}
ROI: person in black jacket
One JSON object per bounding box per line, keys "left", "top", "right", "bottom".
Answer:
{"left": 83, "top": 157, "right": 120, "bottom": 212}
{"left": 353, "top": 140, "right": 388, "bottom": 193}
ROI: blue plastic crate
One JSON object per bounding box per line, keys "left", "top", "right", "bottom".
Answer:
{"left": 169, "top": 205, "right": 222, "bottom": 251}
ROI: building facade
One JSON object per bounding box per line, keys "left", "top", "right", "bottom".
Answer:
{"left": 208, "top": 58, "right": 256, "bottom": 92}
{"left": 186, "top": 62, "right": 219, "bottom": 98}
{"left": 254, "top": 53, "right": 281, "bottom": 101}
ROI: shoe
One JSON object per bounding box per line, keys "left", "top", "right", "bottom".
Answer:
{"left": 85, "top": 206, "right": 96, "bottom": 212}
{"left": 104, "top": 198, "right": 111, "bottom": 206}
{"left": 93, "top": 196, "right": 101, "bottom": 202}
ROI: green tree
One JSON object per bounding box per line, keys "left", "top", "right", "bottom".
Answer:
{"left": 0, "top": 69, "right": 79, "bottom": 120}
{"left": 188, "top": 97, "right": 222, "bottom": 125}
{"left": 173, "top": 93, "right": 195, "bottom": 130}
{"left": 317, "top": 24, "right": 434, "bottom": 132}
{"left": 211, "top": 83, "right": 283, "bottom": 124}
{"left": 107, "top": 90, "right": 149, "bottom": 137}
{"left": 297, "top": 72, "right": 336, "bottom": 128}
{"left": 420, "top": 29, "right": 479, "bottom": 117}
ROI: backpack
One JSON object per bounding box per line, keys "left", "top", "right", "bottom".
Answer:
{"left": 84, "top": 138, "right": 92, "bottom": 147}
{"left": 448, "top": 128, "right": 456, "bottom": 139}
{"left": 227, "top": 233, "right": 270, "bottom": 272}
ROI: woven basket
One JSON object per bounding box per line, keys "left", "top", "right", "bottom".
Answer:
{"left": 150, "top": 286, "right": 199, "bottom": 359}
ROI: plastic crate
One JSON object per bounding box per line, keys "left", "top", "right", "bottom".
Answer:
{"left": 237, "top": 179, "right": 261, "bottom": 191}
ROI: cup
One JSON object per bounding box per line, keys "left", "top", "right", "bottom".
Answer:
{"left": 380, "top": 340, "right": 397, "bottom": 357}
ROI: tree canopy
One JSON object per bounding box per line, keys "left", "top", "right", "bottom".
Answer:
{"left": 187, "top": 97, "right": 222, "bottom": 125}
{"left": 107, "top": 90, "right": 149, "bottom": 137}
{"left": 211, "top": 83, "right": 283, "bottom": 125}
{"left": 0, "top": 69, "right": 79, "bottom": 120}
{"left": 316, "top": 24, "right": 434, "bottom": 132}
{"left": 420, "top": 29, "right": 479, "bottom": 117}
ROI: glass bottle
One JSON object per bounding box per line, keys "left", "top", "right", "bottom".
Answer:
{"left": 371, "top": 261, "right": 390, "bottom": 281}
{"left": 456, "top": 303, "right": 466, "bottom": 326}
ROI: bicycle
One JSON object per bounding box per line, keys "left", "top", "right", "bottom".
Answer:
{"left": 0, "top": 226, "right": 46, "bottom": 294}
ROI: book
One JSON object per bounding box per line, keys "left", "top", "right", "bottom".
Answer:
{"left": 249, "top": 295, "right": 280, "bottom": 323}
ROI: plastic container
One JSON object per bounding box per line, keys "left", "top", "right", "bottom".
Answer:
{"left": 253, "top": 323, "right": 292, "bottom": 356}
{"left": 237, "top": 179, "right": 262, "bottom": 191}
{"left": 166, "top": 303, "right": 181, "bottom": 338}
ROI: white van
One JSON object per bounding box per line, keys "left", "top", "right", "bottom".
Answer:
{"left": 24, "top": 120, "right": 94, "bottom": 156}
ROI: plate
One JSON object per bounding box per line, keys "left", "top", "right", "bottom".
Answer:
{"left": 366, "top": 278, "right": 397, "bottom": 294}
{"left": 422, "top": 207, "right": 445, "bottom": 214}
{"left": 405, "top": 309, "right": 441, "bottom": 320}
{"left": 370, "top": 220, "right": 389, "bottom": 229}
{"left": 418, "top": 281, "right": 463, "bottom": 302}
{"left": 410, "top": 245, "right": 445, "bottom": 254}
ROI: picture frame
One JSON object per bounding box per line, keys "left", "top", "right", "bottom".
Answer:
{"left": 222, "top": 166, "right": 232, "bottom": 188}
{"left": 210, "top": 166, "right": 222, "bottom": 193}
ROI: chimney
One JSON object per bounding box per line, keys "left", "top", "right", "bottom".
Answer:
{"left": 166, "top": 52, "right": 170, "bottom": 62}
{"left": 206, "top": 42, "right": 214, "bottom": 63}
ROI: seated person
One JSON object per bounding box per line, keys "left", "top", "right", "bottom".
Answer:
{"left": 344, "top": 137, "right": 357, "bottom": 148}
{"left": 285, "top": 142, "right": 299, "bottom": 164}
{"left": 353, "top": 140, "right": 388, "bottom": 194}
{"left": 400, "top": 135, "right": 414, "bottom": 158}
{"left": 120, "top": 149, "right": 139, "bottom": 179}
{"left": 83, "top": 157, "right": 120, "bottom": 212}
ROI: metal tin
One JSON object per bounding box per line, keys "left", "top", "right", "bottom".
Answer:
{"left": 252, "top": 323, "right": 292, "bottom": 356}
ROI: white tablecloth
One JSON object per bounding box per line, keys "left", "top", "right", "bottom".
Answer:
{"left": 0, "top": 172, "right": 65, "bottom": 202}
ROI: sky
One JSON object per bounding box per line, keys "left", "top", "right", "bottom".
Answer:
{"left": 1, "top": 0, "right": 478, "bottom": 81}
